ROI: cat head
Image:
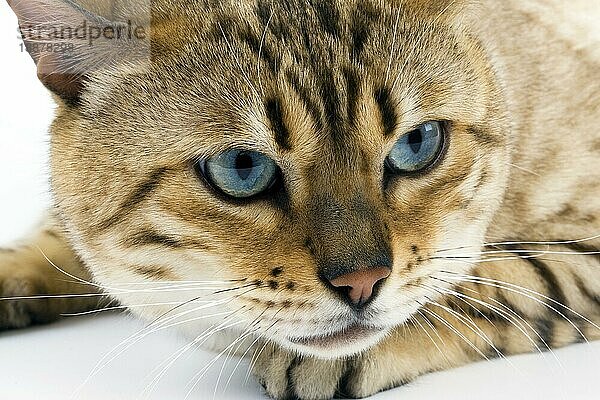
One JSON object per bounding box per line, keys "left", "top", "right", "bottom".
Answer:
{"left": 10, "top": 0, "right": 510, "bottom": 358}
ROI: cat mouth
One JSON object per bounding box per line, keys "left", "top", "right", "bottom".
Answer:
{"left": 288, "top": 323, "right": 381, "bottom": 349}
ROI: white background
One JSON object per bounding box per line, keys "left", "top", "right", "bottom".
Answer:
{"left": 1, "top": 2, "right": 599, "bottom": 399}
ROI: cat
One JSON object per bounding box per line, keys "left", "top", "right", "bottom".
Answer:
{"left": 2, "top": 0, "right": 600, "bottom": 398}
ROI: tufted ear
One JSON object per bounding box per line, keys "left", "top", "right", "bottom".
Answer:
{"left": 7, "top": 0, "right": 149, "bottom": 103}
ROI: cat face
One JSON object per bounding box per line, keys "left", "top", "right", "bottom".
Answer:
{"left": 17, "top": 0, "right": 511, "bottom": 358}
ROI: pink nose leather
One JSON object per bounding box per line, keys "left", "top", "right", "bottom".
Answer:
{"left": 329, "top": 267, "right": 391, "bottom": 305}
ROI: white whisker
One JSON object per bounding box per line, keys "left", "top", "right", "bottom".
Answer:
{"left": 429, "top": 278, "right": 563, "bottom": 367}
{"left": 385, "top": 8, "right": 402, "bottom": 85}
{"left": 257, "top": 7, "right": 273, "bottom": 96}
{"left": 507, "top": 162, "right": 542, "bottom": 177}
{"left": 74, "top": 299, "right": 237, "bottom": 397}
{"left": 419, "top": 304, "right": 489, "bottom": 361}
{"left": 441, "top": 272, "right": 599, "bottom": 337}
{"left": 140, "top": 316, "right": 247, "bottom": 400}
{"left": 410, "top": 313, "right": 450, "bottom": 365}
{"left": 434, "top": 233, "right": 600, "bottom": 254}
{"left": 422, "top": 289, "right": 511, "bottom": 365}
{"left": 184, "top": 326, "right": 259, "bottom": 400}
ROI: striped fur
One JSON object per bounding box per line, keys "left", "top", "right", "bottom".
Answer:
{"left": 2, "top": 0, "right": 599, "bottom": 399}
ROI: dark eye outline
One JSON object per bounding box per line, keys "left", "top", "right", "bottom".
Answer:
{"left": 384, "top": 121, "right": 449, "bottom": 176}
{"left": 193, "top": 151, "right": 283, "bottom": 203}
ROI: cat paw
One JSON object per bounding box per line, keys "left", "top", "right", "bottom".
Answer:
{"left": 253, "top": 344, "right": 346, "bottom": 400}
{"left": 0, "top": 276, "right": 50, "bottom": 330}
{"left": 252, "top": 343, "right": 407, "bottom": 400}
{"left": 0, "top": 253, "right": 57, "bottom": 330}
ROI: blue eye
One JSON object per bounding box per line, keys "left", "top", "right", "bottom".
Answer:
{"left": 386, "top": 121, "right": 445, "bottom": 173}
{"left": 200, "top": 150, "right": 278, "bottom": 199}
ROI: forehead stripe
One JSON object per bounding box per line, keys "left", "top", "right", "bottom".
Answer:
{"left": 265, "top": 98, "right": 292, "bottom": 151}
{"left": 374, "top": 87, "right": 398, "bottom": 137}
{"left": 285, "top": 69, "right": 325, "bottom": 132}
{"left": 344, "top": 66, "right": 361, "bottom": 128}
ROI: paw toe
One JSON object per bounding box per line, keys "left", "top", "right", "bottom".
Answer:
{"left": 288, "top": 358, "right": 346, "bottom": 400}
{"left": 253, "top": 344, "right": 296, "bottom": 399}
{"left": 0, "top": 276, "right": 52, "bottom": 330}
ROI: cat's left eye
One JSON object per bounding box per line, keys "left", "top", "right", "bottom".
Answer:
{"left": 385, "top": 121, "right": 445, "bottom": 174}
{"left": 196, "top": 150, "right": 279, "bottom": 199}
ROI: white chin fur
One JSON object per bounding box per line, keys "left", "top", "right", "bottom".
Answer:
{"left": 277, "top": 328, "right": 391, "bottom": 360}
{"left": 177, "top": 321, "right": 390, "bottom": 360}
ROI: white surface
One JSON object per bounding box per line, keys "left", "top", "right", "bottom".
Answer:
{"left": 1, "top": 314, "right": 600, "bottom": 400}
{"left": 1, "top": 2, "right": 600, "bottom": 399}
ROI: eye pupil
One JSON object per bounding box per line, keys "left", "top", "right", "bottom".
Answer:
{"left": 199, "top": 150, "right": 278, "bottom": 199}
{"left": 408, "top": 130, "right": 423, "bottom": 154}
{"left": 386, "top": 121, "right": 444, "bottom": 173}
{"left": 235, "top": 153, "right": 254, "bottom": 180}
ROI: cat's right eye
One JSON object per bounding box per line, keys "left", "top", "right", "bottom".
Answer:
{"left": 385, "top": 121, "right": 445, "bottom": 174}
{"left": 195, "top": 150, "right": 279, "bottom": 199}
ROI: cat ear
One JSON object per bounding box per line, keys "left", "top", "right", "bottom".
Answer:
{"left": 412, "top": 0, "right": 479, "bottom": 21}
{"left": 7, "top": 0, "right": 149, "bottom": 103}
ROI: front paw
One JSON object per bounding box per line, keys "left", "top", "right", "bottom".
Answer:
{"left": 252, "top": 343, "right": 404, "bottom": 400}
{"left": 0, "top": 270, "right": 54, "bottom": 330}
{"left": 252, "top": 343, "right": 345, "bottom": 400}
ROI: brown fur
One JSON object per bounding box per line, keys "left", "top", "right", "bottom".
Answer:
{"left": 2, "top": 0, "right": 599, "bottom": 399}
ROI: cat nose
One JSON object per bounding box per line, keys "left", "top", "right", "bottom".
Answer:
{"left": 328, "top": 267, "right": 391, "bottom": 306}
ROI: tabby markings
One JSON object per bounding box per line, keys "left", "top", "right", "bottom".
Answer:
{"left": 97, "top": 167, "right": 170, "bottom": 232}
{"left": 265, "top": 98, "right": 292, "bottom": 151}
{"left": 133, "top": 265, "right": 177, "bottom": 281}
{"left": 376, "top": 89, "right": 399, "bottom": 139}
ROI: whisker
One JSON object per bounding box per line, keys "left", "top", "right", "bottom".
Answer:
{"left": 213, "top": 286, "right": 290, "bottom": 396}
{"left": 141, "top": 314, "right": 247, "bottom": 399}
{"left": 385, "top": 8, "right": 402, "bottom": 85}
{"left": 137, "top": 282, "right": 270, "bottom": 397}
{"left": 79, "top": 300, "right": 238, "bottom": 394}
{"left": 212, "top": 309, "right": 271, "bottom": 397}
{"left": 418, "top": 303, "right": 489, "bottom": 361}
{"left": 213, "top": 326, "right": 256, "bottom": 398}
{"left": 38, "top": 244, "right": 242, "bottom": 296}
{"left": 223, "top": 324, "right": 272, "bottom": 393}
{"left": 102, "top": 279, "right": 247, "bottom": 287}
{"left": 409, "top": 314, "right": 450, "bottom": 365}
{"left": 216, "top": 21, "right": 260, "bottom": 100}
{"left": 507, "top": 162, "right": 541, "bottom": 177}
{"left": 144, "top": 284, "right": 258, "bottom": 330}
{"left": 0, "top": 293, "right": 107, "bottom": 302}
{"left": 421, "top": 290, "right": 510, "bottom": 364}
{"left": 439, "top": 249, "right": 600, "bottom": 258}
{"left": 416, "top": 308, "right": 447, "bottom": 347}
{"left": 431, "top": 254, "right": 567, "bottom": 266}
{"left": 441, "top": 271, "right": 599, "bottom": 337}
{"left": 37, "top": 246, "right": 104, "bottom": 290}
{"left": 257, "top": 7, "right": 273, "bottom": 96}
{"left": 58, "top": 277, "right": 242, "bottom": 287}
{"left": 433, "top": 233, "right": 600, "bottom": 254}
{"left": 484, "top": 234, "right": 600, "bottom": 248}
{"left": 184, "top": 326, "right": 260, "bottom": 400}
{"left": 60, "top": 301, "right": 192, "bottom": 317}
{"left": 429, "top": 278, "right": 558, "bottom": 362}
{"left": 244, "top": 337, "right": 271, "bottom": 385}
{"left": 221, "top": 304, "right": 286, "bottom": 395}
{"left": 213, "top": 283, "right": 260, "bottom": 295}
{"left": 0, "top": 283, "right": 245, "bottom": 302}
{"left": 432, "top": 0, "right": 459, "bottom": 24}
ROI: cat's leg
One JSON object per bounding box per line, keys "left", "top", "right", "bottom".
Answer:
{"left": 254, "top": 246, "right": 600, "bottom": 400}
{"left": 0, "top": 215, "right": 104, "bottom": 330}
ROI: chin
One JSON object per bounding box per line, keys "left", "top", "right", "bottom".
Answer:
{"left": 280, "top": 324, "right": 392, "bottom": 360}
